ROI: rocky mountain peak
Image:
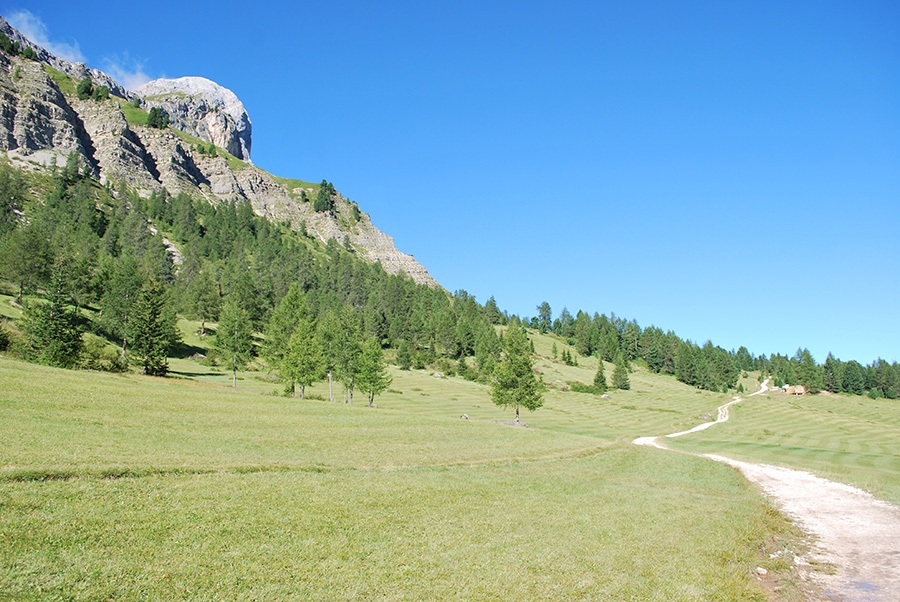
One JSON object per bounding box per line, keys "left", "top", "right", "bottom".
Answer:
{"left": 0, "top": 16, "right": 438, "bottom": 287}
{"left": 136, "top": 77, "right": 252, "bottom": 163}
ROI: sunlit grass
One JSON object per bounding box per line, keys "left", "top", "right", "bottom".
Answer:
{"left": 0, "top": 354, "right": 804, "bottom": 600}
{"left": 667, "top": 387, "right": 900, "bottom": 505}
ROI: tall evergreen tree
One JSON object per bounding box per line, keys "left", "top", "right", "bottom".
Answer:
{"left": 823, "top": 353, "right": 843, "bottom": 393}
{"left": 842, "top": 361, "right": 866, "bottom": 395}
{"left": 0, "top": 222, "right": 52, "bottom": 303}
{"left": 22, "top": 265, "right": 83, "bottom": 368}
{"left": 490, "top": 325, "right": 543, "bottom": 423}
{"left": 794, "top": 348, "right": 823, "bottom": 393}
{"left": 612, "top": 350, "right": 630, "bottom": 390}
{"left": 536, "top": 301, "right": 552, "bottom": 333}
{"left": 262, "top": 283, "right": 306, "bottom": 371}
{"left": 99, "top": 254, "right": 143, "bottom": 360}
{"left": 593, "top": 358, "right": 608, "bottom": 394}
{"left": 127, "top": 279, "right": 179, "bottom": 376}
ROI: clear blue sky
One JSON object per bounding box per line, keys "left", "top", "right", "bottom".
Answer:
{"left": 4, "top": 1, "right": 898, "bottom": 364}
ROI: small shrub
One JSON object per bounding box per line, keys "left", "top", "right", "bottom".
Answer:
{"left": 79, "top": 334, "right": 127, "bottom": 372}
{"left": 435, "top": 357, "right": 456, "bottom": 377}
{"left": 76, "top": 77, "right": 93, "bottom": 100}
{"left": 568, "top": 381, "right": 597, "bottom": 394}
{"left": 0, "top": 33, "right": 19, "bottom": 56}
{"left": 147, "top": 107, "right": 169, "bottom": 129}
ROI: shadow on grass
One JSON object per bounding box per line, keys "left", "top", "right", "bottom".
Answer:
{"left": 170, "top": 341, "right": 208, "bottom": 359}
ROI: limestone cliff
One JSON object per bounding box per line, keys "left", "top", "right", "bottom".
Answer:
{"left": 136, "top": 77, "right": 252, "bottom": 163}
{"left": 0, "top": 16, "right": 438, "bottom": 287}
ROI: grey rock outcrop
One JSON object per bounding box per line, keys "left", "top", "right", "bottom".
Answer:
{"left": 0, "top": 16, "right": 131, "bottom": 100}
{"left": 136, "top": 77, "right": 252, "bottom": 163}
{"left": 0, "top": 18, "right": 438, "bottom": 287}
{"left": 0, "top": 49, "right": 96, "bottom": 171}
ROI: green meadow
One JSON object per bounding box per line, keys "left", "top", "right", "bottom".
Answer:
{"left": 5, "top": 327, "right": 895, "bottom": 600}
{"left": 667, "top": 387, "right": 900, "bottom": 506}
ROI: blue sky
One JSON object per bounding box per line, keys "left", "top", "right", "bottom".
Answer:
{"left": 4, "top": 1, "right": 898, "bottom": 364}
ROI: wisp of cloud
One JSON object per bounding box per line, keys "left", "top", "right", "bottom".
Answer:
{"left": 7, "top": 9, "right": 85, "bottom": 62}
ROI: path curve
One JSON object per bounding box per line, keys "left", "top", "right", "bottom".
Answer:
{"left": 635, "top": 379, "right": 900, "bottom": 602}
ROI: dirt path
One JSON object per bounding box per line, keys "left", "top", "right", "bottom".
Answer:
{"left": 635, "top": 380, "right": 900, "bottom": 602}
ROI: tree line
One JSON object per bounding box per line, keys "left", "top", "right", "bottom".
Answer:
{"left": 524, "top": 302, "right": 899, "bottom": 398}
{"left": 1, "top": 156, "right": 896, "bottom": 403}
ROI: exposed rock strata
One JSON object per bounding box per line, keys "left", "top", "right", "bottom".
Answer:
{"left": 0, "top": 19, "right": 438, "bottom": 286}
{"left": 137, "top": 77, "right": 252, "bottom": 163}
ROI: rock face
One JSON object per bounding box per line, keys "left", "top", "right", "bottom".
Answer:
{"left": 0, "top": 17, "right": 130, "bottom": 99}
{"left": 136, "top": 77, "right": 252, "bottom": 163}
{"left": 0, "top": 19, "right": 439, "bottom": 287}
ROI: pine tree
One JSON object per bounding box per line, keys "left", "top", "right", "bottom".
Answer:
{"left": 147, "top": 107, "right": 169, "bottom": 129}
{"left": 127, "top": 279, "right": 179, "bottom": 376}
{"left": 490, "top": 326, "right": 543, "bottom": 423}
{"left": 313, "top": 180, "right": 335, "bottom": 213}
{"left": 396, "top": 339, "right": 412, "bottom": 370}
{"left": 23, "top": 265, "right": 83, "bottom": 368}
{"left": 76, "top": 77, "right": 93, "bottom": 100}
{"left": 593, "top": 359, "right": 608, "bottom": 393}
{"left": 612, "top": 350, "right": 630, "bottom": 390}
{"left": 645, "top": 340, "right": 662, "bottom": 373}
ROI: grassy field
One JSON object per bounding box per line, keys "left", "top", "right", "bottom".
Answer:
{"left": 5, "top": 325, "right": 896, "bottom": 599}
{"left": 667, "top": 386, "right": 900, "bottom": 505}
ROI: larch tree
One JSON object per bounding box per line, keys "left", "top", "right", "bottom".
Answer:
{"left": 216, "top": 300, "right": 254, "bottom": 389}
{"left": 356, "top": 337, "right": 392, "bottom": 407}
{"left": 316, "top": 309, "right": 342, "bottom": 402}
{"left": 262, "top": 283, "right": 307, "bottom": 372}
{"left": 282, "top": 317, "right": 323, "bottom": 398}
{"left": 490, "top": 324, "right": 543, "bottom": 423}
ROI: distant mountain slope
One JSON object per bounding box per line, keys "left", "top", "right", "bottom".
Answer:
{"left": 0, "top": 16, "right": 437, "bottom": 287}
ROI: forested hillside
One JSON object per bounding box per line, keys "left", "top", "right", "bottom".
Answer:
{"left": 1, "top": 153, "right": 898, "bottom": 403}
{"left": 0, "top": 20, "right": 895, "bottom": 403}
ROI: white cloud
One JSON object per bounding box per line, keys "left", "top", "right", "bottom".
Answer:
{"left": 102, "top": 54, "right": 154, "bottom": 91}
{"left": 6, "top": 9, "right": 85, "bottom": 62}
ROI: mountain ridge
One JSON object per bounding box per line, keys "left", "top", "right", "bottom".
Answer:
{"left": 0, "top": 15, "right": 438, "bottom": 287}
